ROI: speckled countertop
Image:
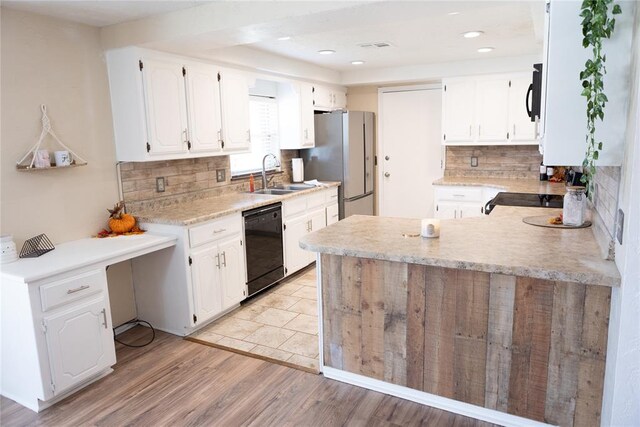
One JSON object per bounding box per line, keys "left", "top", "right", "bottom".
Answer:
{"left": 132, "top": 182, "right": 340, "bottom": 226}
{"left": 300, "top": 207, "right": 620, "bottom": 287}
{"left": 433, "top": 177, "right": 568, "bottom": 195}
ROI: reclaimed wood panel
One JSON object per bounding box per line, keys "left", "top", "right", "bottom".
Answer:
{"left": 406, "top": 264, "right": 426, "bottom": 390}
{"left": 508, "top": 277, "right": 554, "bottom": 421}
{"left": 320, "top": 257, "right": 611, "bottom": 427}
{"left": 485, "top": 274, "right": 516, "bottom": 412}
{"left": 383, "top": 261, "right": 408, "bottom": 386}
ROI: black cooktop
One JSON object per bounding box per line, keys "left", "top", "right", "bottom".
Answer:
{"left": 485, "top": 192, "right": 563, "bottom": 215}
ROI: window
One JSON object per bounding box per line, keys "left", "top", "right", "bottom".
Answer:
{"left": 230, "top": 96, "right": 280, "bottom": 176}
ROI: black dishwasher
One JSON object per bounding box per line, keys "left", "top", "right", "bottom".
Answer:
{"left": 243, "top": 203, "right": 285, "bottom": 297}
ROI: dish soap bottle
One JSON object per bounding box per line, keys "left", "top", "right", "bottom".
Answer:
{"left": 249, "top": 174, "right": 255, "bottom": 192}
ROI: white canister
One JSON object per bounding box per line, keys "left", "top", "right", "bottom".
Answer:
{"left": 54, "top": 150, "right": 71, "bottom": 167}
{"left": 0, "top": 235, "right": 18, "bottom": 264}
{"left": 292, "top": 158, "right": 304, "bottom": 183}
{"left": 421, "top": 218, "right": 440, "bottom": 238}
{"left": 563, "top": 186, "right": 587, "bottom": 226}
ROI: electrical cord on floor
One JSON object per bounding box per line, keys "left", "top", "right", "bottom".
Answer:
{"left": 112, "top": 319, "right": 156, "bottom": 348}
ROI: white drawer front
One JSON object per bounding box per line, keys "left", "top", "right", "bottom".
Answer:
{"left": 326, "top": 203, "right": 339, "bottom": 225}
{"left": 40, "top": 269, "right": 106, "bottom": 312}
{"left": 306, "top": 192, "right": 326, "bottom": 210}
{"left": 435, "top": 186, "right": 484, "bottom": 202}
{"left": 283, "top": 197, "right": 307, "bottom": 218}
{"left": 189, "top": 214, "right": 241, "bottom": 248}
{"left": 324, "top": 188, "right": 339, "bottom": 205}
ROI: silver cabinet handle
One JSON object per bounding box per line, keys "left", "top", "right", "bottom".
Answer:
{"left": 384, "top": 172, "right": 390, "bottom": 178}
{"left": 513, "top": 124, "right": 516, "bottom": 137}
{"left": 332, "top": 214, "right": 339, "bottom": 218}
{"left": 217, "top": 129, "right": 222, "bottom": 142}
{"left": 304, "top": 129, "right": 309, "bottom": 139}
{"left": 215, "top": 253, "right": 221, "bottom": 269}
{"left": 478, "top": 125, "right": 481, "bottom": 137}
{"left": 453, "top": 194, "right": 465, "bottom": 198}
{"left": 212, "top": 228, "right": 226, "bottom": 234}
{"left": 454, "top": 210, "right": 457, "bottom": 219}
{"left": 67, "top": 285, "right": 90, "bottom": 294}
{"left": 101, "top": 308, "right": 108, "bottom": 329}
{"left": 247, "top": 129, "right": 251, "bottom": 142}
{"left": 469, "top": 125, "right": 472, "bottom": 137}
{"left": 221, "top": 251, "right": 227, "bottom": 267}
{"left": 183, "top": 128, "right": 188, "bottom": 144}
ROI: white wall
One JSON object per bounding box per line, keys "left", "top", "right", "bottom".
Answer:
{"left": 601, "top": 3, "right": 640, "bottom": 426}
{"left": 0, "top": 8, "right": 136, "bottom": 326}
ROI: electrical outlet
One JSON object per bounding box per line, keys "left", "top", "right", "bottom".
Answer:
{"left": 471, "top": 156, "right": 478, "bottom": 167}
{"left": 216, "top": 169, "right": 226, "bottom": 182}
{"left": 156, "top": 177, "right": 165, "bottom": 192}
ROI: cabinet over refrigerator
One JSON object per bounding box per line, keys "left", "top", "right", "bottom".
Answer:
{"left": 301, "top": 111, "right": 375, "bottom": 219}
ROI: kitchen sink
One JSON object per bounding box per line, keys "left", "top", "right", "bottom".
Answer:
{"left": 272, "top": 184, "right": 315, "bottom": 191}
{"left": 251, "top": 188, "right": 296, "bottom": 195}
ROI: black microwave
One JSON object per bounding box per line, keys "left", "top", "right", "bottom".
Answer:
{"left": 527, "top": 63, "right": 543, "bottom": 122}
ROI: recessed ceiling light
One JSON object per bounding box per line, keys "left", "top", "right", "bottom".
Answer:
{"left": 318, "top": 49, "right": 336, "bottom": 55}
{"left": 477, "top": 47, "right": 495, "bottom": 53}
{"left": 277, "top": 36, "right": 291, "bottom": 41}
{"left": 463, "top": 31, "right": 484, "bottom": 38}
{"left": 447, "top": 11, "right": 460, "bottom": 15}
{"left": 351, "top": 60, "right": 365, "bottom": 65}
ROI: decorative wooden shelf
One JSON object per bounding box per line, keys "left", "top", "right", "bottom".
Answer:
{"left": 16, "top": 161, "right": 87, "bottom": 172}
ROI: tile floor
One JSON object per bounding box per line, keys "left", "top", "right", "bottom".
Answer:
{"left": 188, "top": 265, "right": 320, "bottom": 372}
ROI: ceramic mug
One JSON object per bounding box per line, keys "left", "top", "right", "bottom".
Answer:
{"left": 54, "top": 150, "right": 71, "bottom": 167}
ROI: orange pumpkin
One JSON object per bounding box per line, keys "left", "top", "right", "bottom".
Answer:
{"left": 107, "top": 201, "right": 136, "bottom": 233}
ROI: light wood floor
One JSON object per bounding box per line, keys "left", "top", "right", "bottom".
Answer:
{"left": 1, "top": 327, "right": 497, "bottom": 427}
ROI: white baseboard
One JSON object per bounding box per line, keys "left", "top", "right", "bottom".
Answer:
{"left": 322, "top": 366, "right": 556, "bottom": 427}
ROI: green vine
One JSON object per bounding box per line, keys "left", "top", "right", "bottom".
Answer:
{"left": 579, "top": 0, "right": 621, "bottom": 197}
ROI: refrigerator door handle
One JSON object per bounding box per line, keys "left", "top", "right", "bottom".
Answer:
{"left": 344, "top": 192, "right": 373, "bottom": 202}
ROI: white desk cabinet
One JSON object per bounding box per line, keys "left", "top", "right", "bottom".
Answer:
{"left": 0, "top": 234, "right": 175, "bottom": 412}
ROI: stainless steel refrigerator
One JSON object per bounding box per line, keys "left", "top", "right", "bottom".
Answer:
{"left": 301, "top": 111, "right": 375, "bottom": 219}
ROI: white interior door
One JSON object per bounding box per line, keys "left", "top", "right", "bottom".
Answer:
{"left": 380, "top": 88, "right": 442, "bottom": 218}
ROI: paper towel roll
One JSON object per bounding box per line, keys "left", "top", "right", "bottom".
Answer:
{"left": 292, "top": 158, "right": 304, "bottom": 183}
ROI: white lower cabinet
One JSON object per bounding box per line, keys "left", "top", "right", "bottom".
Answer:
{"left": 326, "top": 203, "right": 339, "bottom": 226}
{"left": 218, "top": 236, "right": 246, "bottom": 310}
{"left": 434, "top": 185, "right": 496, "bottom": 219}
{"left": 283, "top": 188, "right": 336, "bottom": 276}
{"left": 44, "top": 297, "right": 116, "bottom": 396}
{"left": 190, "top": 245, "right": 224, "bottom": 324}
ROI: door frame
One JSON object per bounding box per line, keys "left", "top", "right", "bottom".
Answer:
{"left": 377, "top": 84, "right": 443, "bottom": 216}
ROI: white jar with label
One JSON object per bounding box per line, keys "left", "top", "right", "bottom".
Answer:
{"left": 563, "top": 186, "right": 587, "bottom": 226}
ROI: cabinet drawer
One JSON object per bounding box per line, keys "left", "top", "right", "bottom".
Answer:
{"left": 189, "top": 214, "right": 241, "bottom": 248}
{"left": 307, "top": 192, "right": 326, "bottom": 210}
{"left": 283, "top": 197, "right": 307, "bottom": 218}
{"left": 324, "top": 188, "right": 339, "bottom": 205}
{"left": 40, "top": 270, "right": 106, "bottom": 312}
{"left": 435, "top": 186, "right": 484, "bottom": 202}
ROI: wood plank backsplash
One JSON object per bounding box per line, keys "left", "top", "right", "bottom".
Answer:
{"left": 445, "top": 145, "right": 542, "bottom": 179}
{"left": 321, "top": 254, "right": 610, "bottom": 427}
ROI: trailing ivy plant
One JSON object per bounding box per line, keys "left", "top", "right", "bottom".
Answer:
{"left": 579, "top": 0, "right": 621, "bottom": 198}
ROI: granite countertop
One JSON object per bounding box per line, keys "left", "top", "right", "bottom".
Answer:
{"left": 300, "top": 207, "right": 620, "bottom": 287}
{"left": 433, "top": 177, "right": 568, "bottom": 196}
{"left": 131, "top": 182, "right": 340, "bottom": 226}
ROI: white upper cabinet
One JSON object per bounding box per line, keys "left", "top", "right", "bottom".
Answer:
{"left": 278, "top": 82, "right": 315, "bottom": 149}
{"left": 442, "top": 80, "right": 475, "bottom": 143}
{"left": 442, "top": 73, "right": 538, "bottom": 146}
{"left": 219, "top": 68, "right": 251, "bottom": 153}
{"left": 186, "top": 63, "right": 223, "bottom": 153}
{"left": 476, "top": 78, "right": 510, "bottom": 142}
{"left": 540, "top": 0, "right": 633, "bottom": 166}
{"left": 314, "top": 85, "right": 347, "bottom": 111}
{"left": 509, "top": 74, "right": 537, "bottom": 142}
{"left": 141, "top": 58, "right": 190, "bottom": 155}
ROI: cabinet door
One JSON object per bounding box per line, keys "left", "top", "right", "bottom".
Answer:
{"left": 308, "top": 208, "right": 327, "bottom": 263}
{"left": 186, "top": 64, "right": 223, "bottom": 153}
{"left": 284, "top": 215, "right": 311, "bottom": 276}
{"left": 190, "top": 245, "right": 223, "bottom": 324}
{"left": 218, "top": 236, "right": 246, "bottom": 310}
{"left": 333, "top": 91, "right": 347, "bottom": 110}
{"left": 459, "top": 203, "right": 484, "bottom": 218}
{"left": 300, "top": 83, "right": 315, "bottom": 148}
{"left": 220, "top": 69, "right": 251, "bottom": 153}
{"left": 326, "top": 203, "right": 339, "bottom": 226}
{"left": 442, "top": 80, "right": 475, "bottom": 143}
{"left": 141, "top": 58, "right": 189, "bottom": 155}
{"left": 313, "top": 85, "right": 333, "bottom": 111}
{"left": 44, "top": 298, "right": 116, "bottom": 395}
{"left": 509, "top": 75, "right": 537, "bottom": 143}
{"left": 476, "top": 78, "right": 510, "bottom": 143}
{"left": 435, "top": 201, "right": 458, "bottom": 219}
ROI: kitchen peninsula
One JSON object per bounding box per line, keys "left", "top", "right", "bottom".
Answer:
{"left": 300, "top": 209, "right": 620, "bottom": 427}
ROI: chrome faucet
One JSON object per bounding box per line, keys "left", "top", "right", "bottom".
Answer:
{"left": 262, "top": 153, "right": 281, "bottom": 189}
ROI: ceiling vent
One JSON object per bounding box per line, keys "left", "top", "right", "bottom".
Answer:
{"left": 358, "top": 41, "right": 394, "bottom": 49}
